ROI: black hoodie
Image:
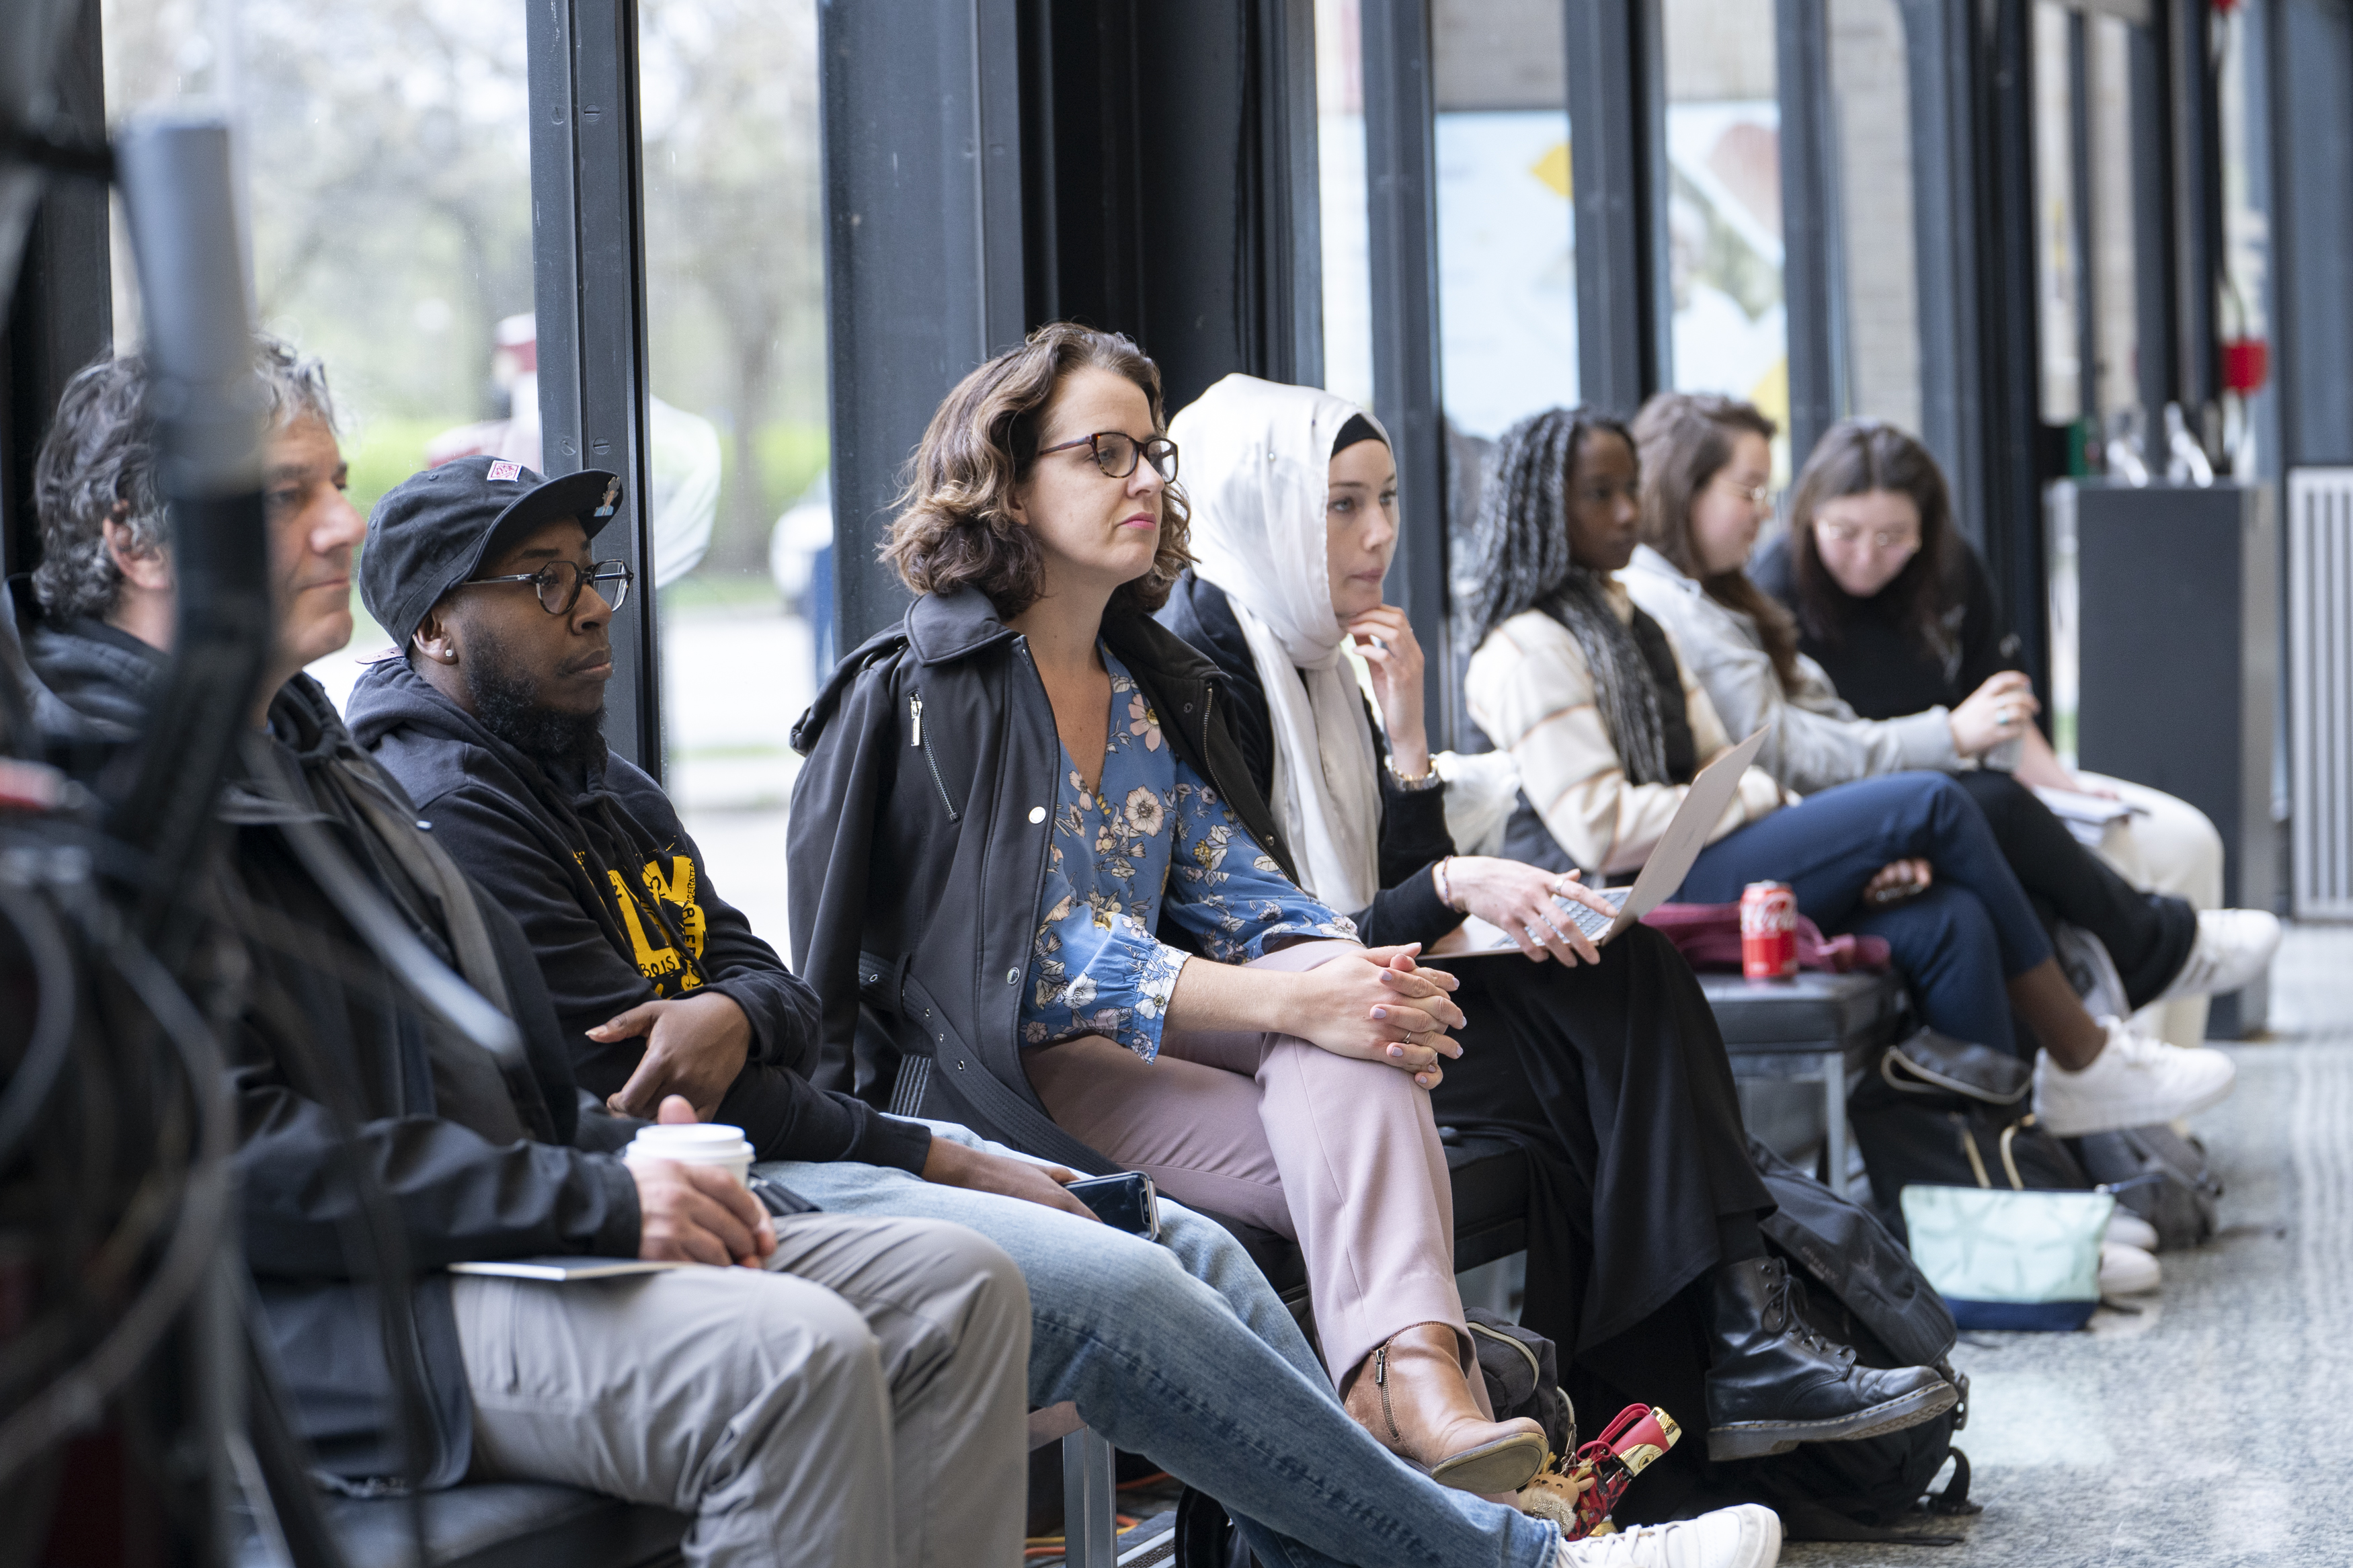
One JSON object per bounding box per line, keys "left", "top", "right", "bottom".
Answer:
{"left": 348, "top": 656, "right": 929, "bottom": 1174}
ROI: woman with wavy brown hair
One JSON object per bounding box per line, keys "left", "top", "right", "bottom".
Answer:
{"left": 782, "top": 328, "right": 1788, "bottom": 1568}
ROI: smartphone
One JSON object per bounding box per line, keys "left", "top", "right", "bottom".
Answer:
{"left": 1065, "top": 1171, "right": 1161, "bottom": 1240}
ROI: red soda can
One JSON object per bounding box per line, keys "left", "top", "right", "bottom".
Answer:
{"left": 1740, "top": 881, "right": 1798, "bottom": 980}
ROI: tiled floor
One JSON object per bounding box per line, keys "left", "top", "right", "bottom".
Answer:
{"left": 1784, "top": 922, "right": 2353, "bottom": 1567}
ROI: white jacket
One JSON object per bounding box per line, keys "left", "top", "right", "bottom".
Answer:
{"left": 1621, "top": 544, "right": 1960, "bottom": 796}
{"left": 1462, "top": 573, "right": 1786, "bottom": 877}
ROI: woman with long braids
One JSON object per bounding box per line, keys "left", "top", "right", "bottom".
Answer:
{"left": 1620, "top": 395, "right": 2276, "bottom": 1046}
{"left": 1155, "top": 373, "right": 1958, "bottom": 1479}
{"left": 1458, "top": 406, "right": 2234, "bottom": 1140}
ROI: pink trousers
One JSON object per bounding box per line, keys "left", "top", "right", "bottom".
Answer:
{"left": 1025, "top": 941, "right": 1488, "bottom": 1405}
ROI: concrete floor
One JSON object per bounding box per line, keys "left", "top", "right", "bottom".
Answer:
{"left": 1784, "top": 921, "right": 2353, "bottom": 1567}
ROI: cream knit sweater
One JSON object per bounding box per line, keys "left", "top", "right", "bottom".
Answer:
{"left": 1463, "top": 573, "right": 1788, "bottom": 877}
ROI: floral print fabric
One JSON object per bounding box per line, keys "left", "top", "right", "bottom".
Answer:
{"left": 1022, "top": 647, "right": 1358, "bottom": 1059}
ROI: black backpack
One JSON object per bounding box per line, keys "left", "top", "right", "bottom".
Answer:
{"left": 2070, "top": 1124, "right": 2223, "bottom": 1250}
{"left": 1847, "top": 1030, "right": 2090, "bottom": 1238}
{"left": 1467, "top": 1309, "right": 1577, "bottom": 1454}
{"left": 1738, "top": 1141, "right": 1979, "bottom": 1541}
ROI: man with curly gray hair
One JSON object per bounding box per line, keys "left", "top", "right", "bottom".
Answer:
{"left": 24, "top": 338, "right": 347, "bottom": 737}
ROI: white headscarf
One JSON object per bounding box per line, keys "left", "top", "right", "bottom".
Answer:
{"left": 1171, "top": 374, "right": 1384, "bottom": 914}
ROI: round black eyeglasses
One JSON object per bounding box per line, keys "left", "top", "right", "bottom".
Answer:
{"left": 459, "top": 558, "right": 635, "bottom": 616}
{"left": 1037, "top": 431, "right": 1180, "bottom": 483}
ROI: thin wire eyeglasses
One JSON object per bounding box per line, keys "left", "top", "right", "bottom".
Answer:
{"left": 1815, "top": 520, "right": 1922, "bottom": 554}
{"left": 1713, "top": 474, "right": 1773, "bottom": 507}
{"left": 1037, "top": 431, "right": 1181, "bottom": 483}
{"left": 458, "top": 557, "right": 635, "bottom": 616}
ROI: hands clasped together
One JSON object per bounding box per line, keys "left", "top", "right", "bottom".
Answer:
{"left": 1287, "top": 944, "right": 1470, "bottom": 1090}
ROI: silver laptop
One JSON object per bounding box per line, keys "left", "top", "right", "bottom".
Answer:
{"left": 1430, "top": 728, "right": 1769, "bottom": 956}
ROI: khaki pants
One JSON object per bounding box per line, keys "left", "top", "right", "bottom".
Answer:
{"left": 452, "top": 1213, "right": 1030, "bottom": 1568}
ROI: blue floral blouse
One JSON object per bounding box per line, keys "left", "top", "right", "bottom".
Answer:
{"left": 1021, "top": 647, "right": 1359, "bottom": 1059}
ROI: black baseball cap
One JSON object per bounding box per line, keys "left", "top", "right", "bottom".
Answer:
{"left": 362, "top": 456, "right": 623, "bottom": 654}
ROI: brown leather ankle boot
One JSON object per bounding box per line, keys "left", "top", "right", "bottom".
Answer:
{"left": 1342, "top": 1322, "right": 1548, "bottom": 1493}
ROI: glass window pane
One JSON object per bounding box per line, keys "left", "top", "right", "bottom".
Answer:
{"left": 2216, "top": 0, "right": 2268, "bottom": 474}
{"left": 1429, "top": 0, "right": 1577, "bottom": 438}
{"left": 2087, "top": 15, "right": 2139, "bottom": 439}
{"left": 639, "top": 0, "right": 826, "bottom": 940}
{"left": 102, "top": 0, "right": 536, "bottom": 708}
{"left": 2033, "top": 1, "right": 2084, "bottom": 425}
{"left": 1827, "top": 0, "right": 1920, "bottom": 434}
{"left": 1317, "top": 0, "right": 1374, "bottom": 407}
{"left": 1659, "top": 0, "right": 1787, "bottom": 468}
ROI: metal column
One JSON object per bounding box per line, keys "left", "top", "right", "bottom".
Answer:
{"left": 1360, "top": 0, "right": 1455, "bottom": 744}
{"left": 526, "top": 0, "right": 662, "bottom": 774}
{"left": 1060, "top": 1426, "right": 1118, "bottom": 1568}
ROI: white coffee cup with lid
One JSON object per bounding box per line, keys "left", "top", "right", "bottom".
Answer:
{"left": 623, "top": 1123, "right": 755, "bottom": 1189}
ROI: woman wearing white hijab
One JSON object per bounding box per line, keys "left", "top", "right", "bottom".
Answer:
{"left": 1162, "top": 375, "right": 1957, "bottom": 1479}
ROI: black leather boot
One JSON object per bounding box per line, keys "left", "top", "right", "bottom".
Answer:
{"left": 1704, "top": 1256, "right": 1958, "bottom": 1460}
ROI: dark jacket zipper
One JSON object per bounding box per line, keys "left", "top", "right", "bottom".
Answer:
{"left": 910, "top": 692, "right": 960, "bottom": 821}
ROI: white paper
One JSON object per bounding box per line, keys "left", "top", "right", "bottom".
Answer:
{"left": 2032, "top": 786, "right": 2143, "bottom": 827}
{"left": 448, "top": 1257, "right": 690, "bottom": 1282}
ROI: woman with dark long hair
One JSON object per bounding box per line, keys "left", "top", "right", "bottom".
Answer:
{"left": 1622, "top": 396, "right": 2276, "bottom": 1044}
{"left": 1742, "top": 417, "right": 2275, "bottom": 1046}
{"left": 789, "top": 324, "right": 1790, "bottom": 1568}
{"left": 1154, "top": 372, "right": 1958, "bottom": 1475}
{"left": 1456, "top": 405, "right": 2233, "bottom": 1141}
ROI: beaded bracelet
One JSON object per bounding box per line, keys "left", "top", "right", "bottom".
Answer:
{"left": 1435, "top": 856, "right": 1460, "bottom": 911}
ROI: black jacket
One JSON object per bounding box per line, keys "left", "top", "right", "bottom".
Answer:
{"left": 347, "top": 658, "right": 929, "bottom": 1175}
{"left": 1156, "top": 572, "right": 1459, "bottom": 948}
{"left": 22, "top": 624, "right": 641, "bottom": 1491}
{"left": 786, "top": 587, "right": 1299, "bottom": 1173}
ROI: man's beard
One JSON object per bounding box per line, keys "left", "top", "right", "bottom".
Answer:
{"left": 463, "top": 630, "right": 608, "bottom": 772}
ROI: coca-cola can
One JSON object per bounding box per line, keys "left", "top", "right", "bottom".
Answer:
{"left": 1740, "top": 881, "right": 1798, "bottom": 980}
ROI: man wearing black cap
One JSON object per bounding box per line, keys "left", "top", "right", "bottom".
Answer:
{"left": 22, "top": 354, "right": 1035, "bottom": 1568}
{"left": 349, "top": 460, "right": 1635, "bottom": 1568}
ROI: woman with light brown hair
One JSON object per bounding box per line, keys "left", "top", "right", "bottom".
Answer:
{"left": 787, "top": 325, "right": 1795, "bottom": 1568}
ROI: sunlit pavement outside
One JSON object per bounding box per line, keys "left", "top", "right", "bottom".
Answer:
{"left": 1785, "top": 921, "right": 2353, "bottom": 1567}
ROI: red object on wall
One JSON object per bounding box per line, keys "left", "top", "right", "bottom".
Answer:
{"left": 2222, "top": 337, "right": 2270, "bottom": 393}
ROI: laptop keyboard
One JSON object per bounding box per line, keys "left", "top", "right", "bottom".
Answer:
{"left": 1552, "top": 885, "right": 1631, "bottom": 940}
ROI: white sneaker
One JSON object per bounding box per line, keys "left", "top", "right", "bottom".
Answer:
{"left": 2155, "top": 909, "right": 2282, "bottom": 1004}
{"left": 2033, "top": 1018, "right": 2235, "bottom": 1137}
{"left": 1554, "top": 1503, "right": 1782, "bottom": 1568}
{"left": 2106, "top": 1211, "right": 2161, "bottom": 1253}
{"left": 2100, "top": 1240, "right": 2162, "bottom": 1296}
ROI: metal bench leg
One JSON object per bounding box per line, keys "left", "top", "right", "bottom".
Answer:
{"left": 1062, "top": 1424, "right": 1117, "bottom": 1568}
{"left": 1821, "top": 1048, "right": 1851, "bottom": 1195}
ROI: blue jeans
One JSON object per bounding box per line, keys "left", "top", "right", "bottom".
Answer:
{"left": 760, "top": 1122, "right": 1562, "bottom": 1568}
{"left": 1678, "top": 772, "right": 2052, "bottom": 1054}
